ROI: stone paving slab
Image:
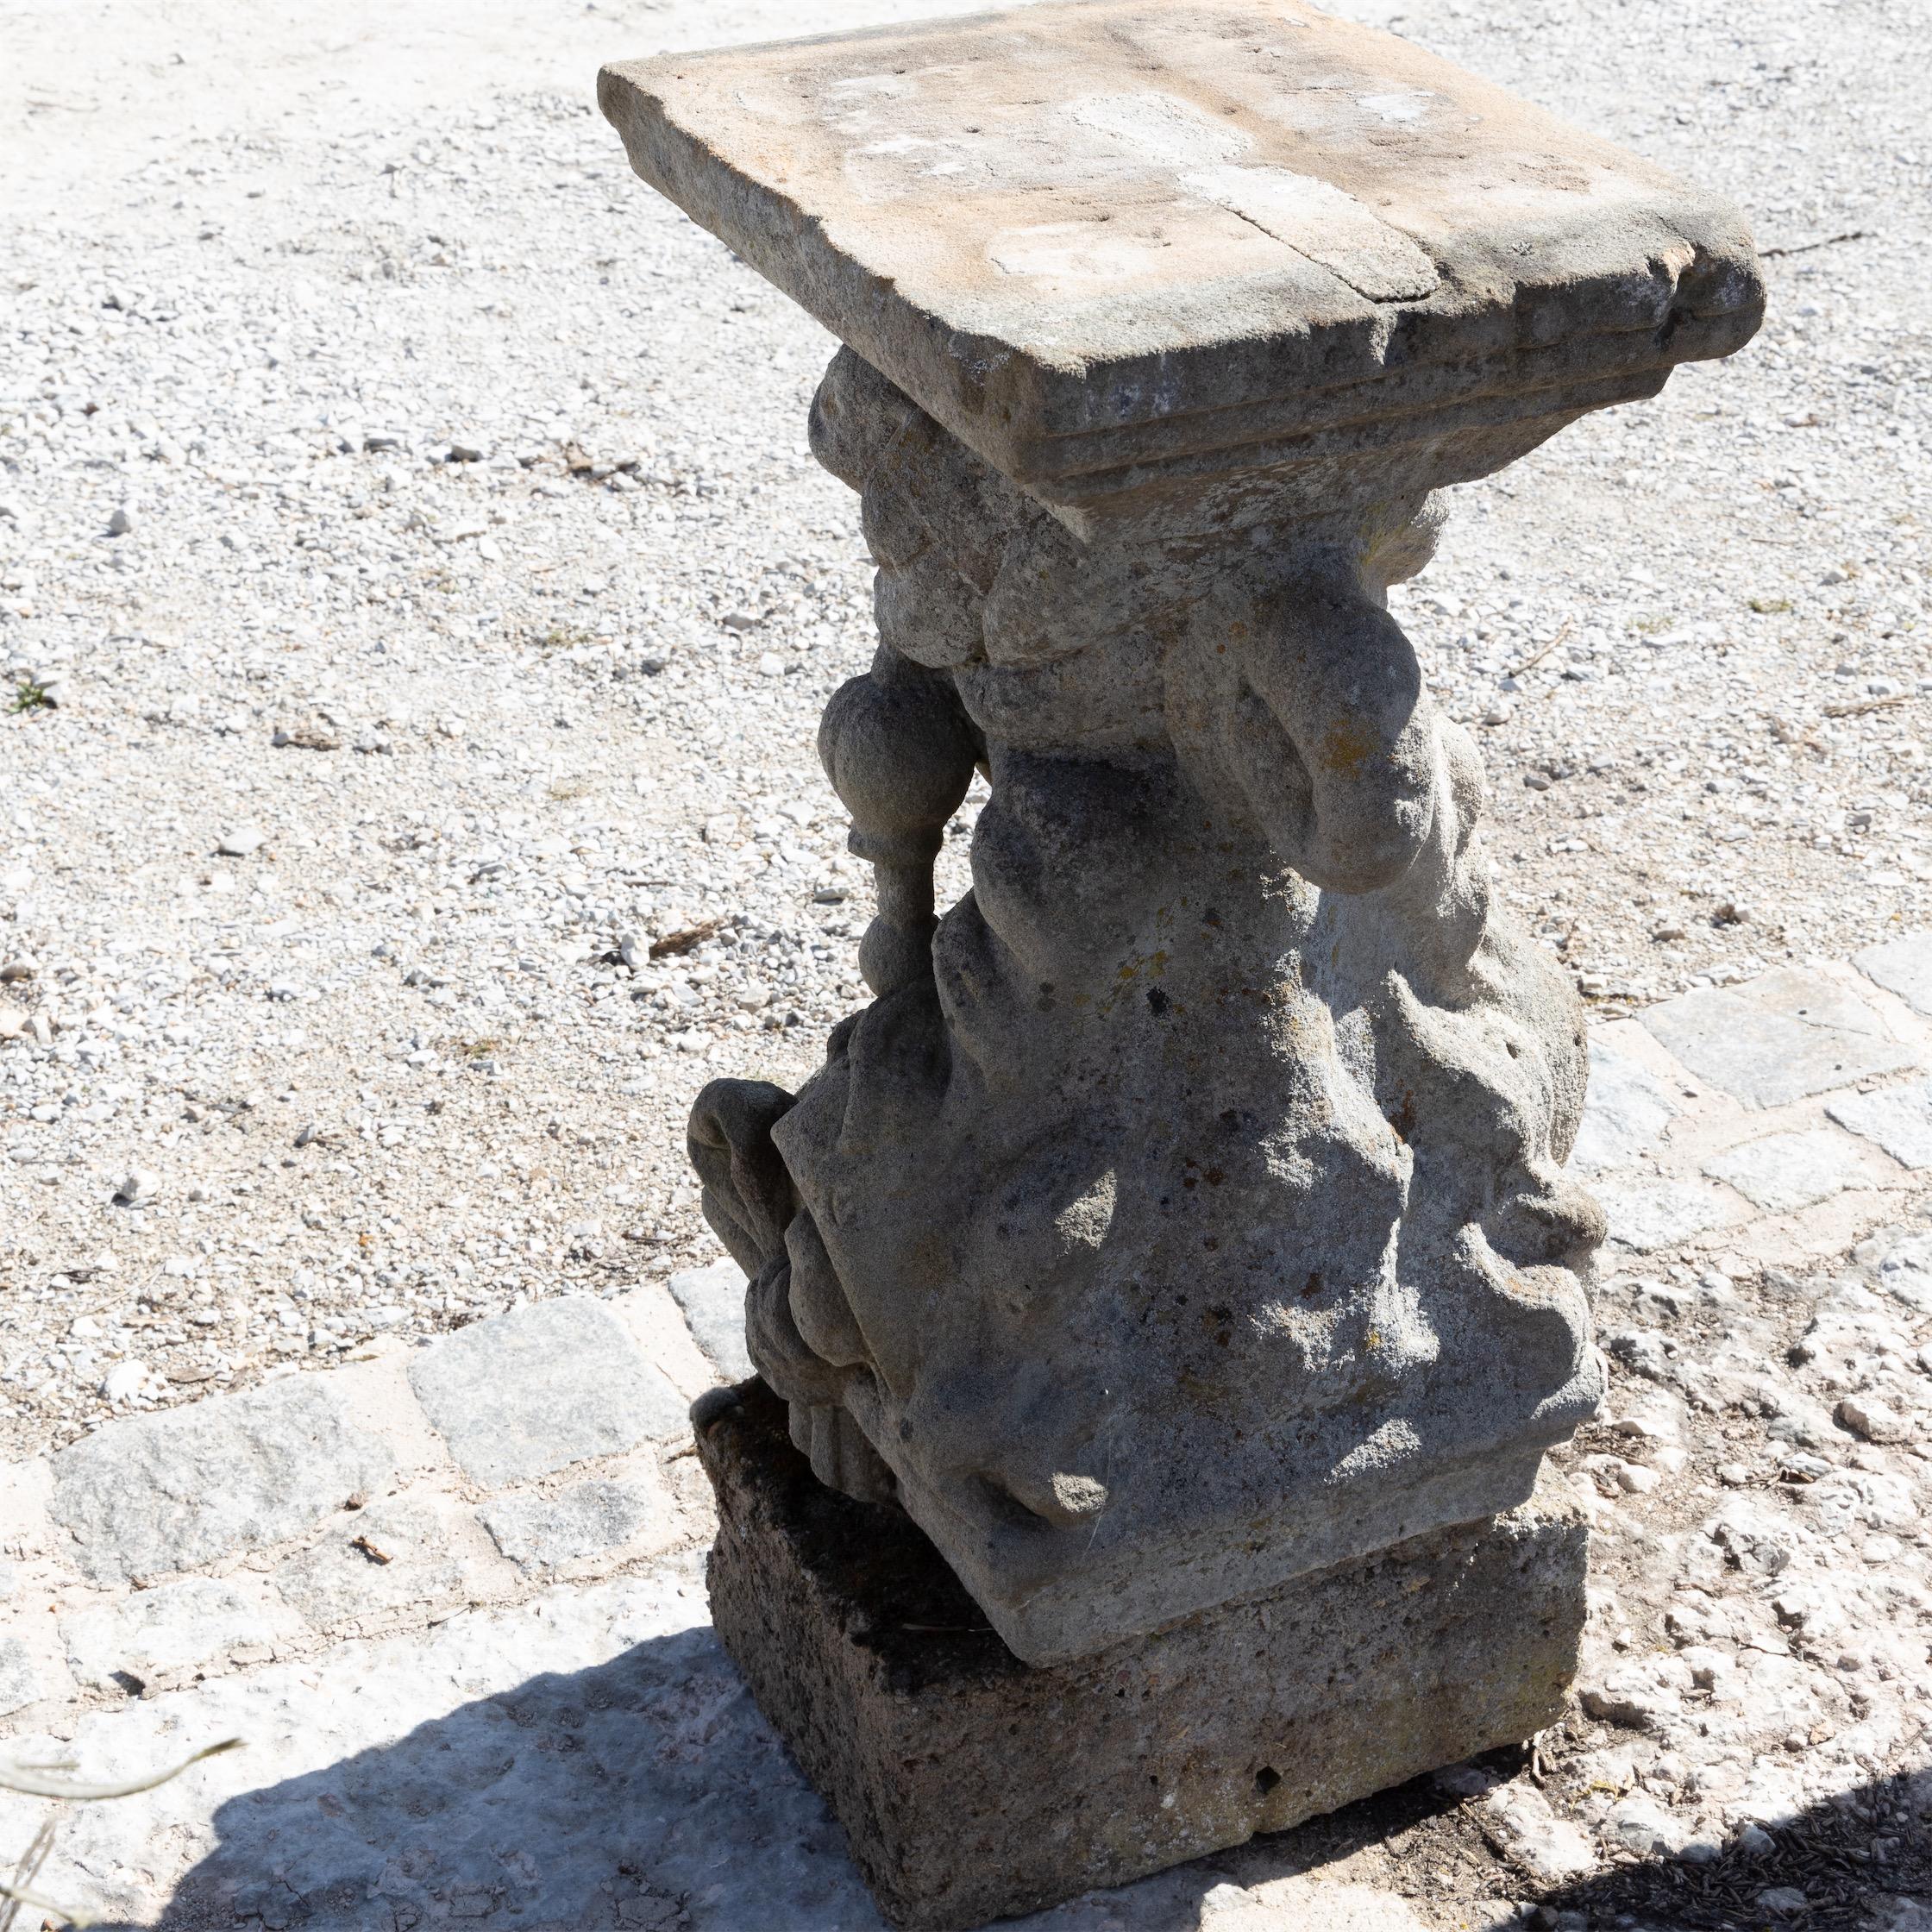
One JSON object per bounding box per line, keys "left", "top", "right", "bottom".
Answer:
{"left": 1830, "top": 1081, "right": 1932, "bottom": 1170}
{"left": 669, "top": 1258, "right": 757, "bottom": 1383}
{"left": 1704, "top": 1128, "right": 1881, "bottom": 1215}
{"left": 272, "top": 1496, "right": 473, "bottom": 1631}
{"left": 1591, "top": 1176, "right": 1747, "bottom": 1255}
{"left": 405, "top": 1294, "right": 688, "bottom": 1487}
{"left": 1569, "top": 1040, "right": 1681, "bottom": 1175}
{"left": 47, "top": 1376, "right": 396, "bottom": 1585}
{"left": 0, "top": 1638, "right": 38, "bottom": 1719}
{"left": 58, "top": 1576, "right": 296, "bottom": 1697}
{"left": 0, "top": 1568, "right": 1344, "bottom": 1932}
{"left": 1857, "top": 930, "right": 1932, "bottom": 1019}
{"left": 1640, "top": 968, "right": 1918, "bottom": 1111}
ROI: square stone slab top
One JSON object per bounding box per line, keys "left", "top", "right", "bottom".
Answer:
{"left": 696, "top": 1378, "right": 1586, "bottom": 1931}
{"left": 599, "top": 0, "right": 1763, "bottom": 538}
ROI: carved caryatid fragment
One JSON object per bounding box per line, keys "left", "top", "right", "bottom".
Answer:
{"left": 602, "top": 0, "right": 1763, "bottom": 1671}
{"left": 688, "top": 347, "right": 1612, "bottom": 1663}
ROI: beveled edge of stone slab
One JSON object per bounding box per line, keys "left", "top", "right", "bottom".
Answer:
{"left": 599, "top": 0, "right": 1761, "bottom": 532}
{"left": 870, "top": 1386, "right": 1563, "bottom": 1667}
{"left": 695, "top": 1379, "right": 1588, "bottom": 1932}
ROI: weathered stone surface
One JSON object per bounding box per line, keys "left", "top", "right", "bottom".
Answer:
{"left": 1579, "top": 1176, "right": 1740, "bottom": 1253}
{"left": 678, "top": 337, "right": 1611, "bottom": 1665}
{"left": 0, "top": 1635, "right": 40, "bottom": 1716}
{"left": 47, "top": 1377, "right": 394, "bottom": 1584}
{"left": 696, "top": 1381, "right": 1587, "bottom": 1932}
{"left": 1856, "top": 1226, "right": 1932, "bottom": 1314}
{"left": 1202, "top": 1879, "right": 1433, "bottom": 1929}
{"left": 478, "top": 1477, "right": 660, "bottom": 1571}
{"left": 60, "top": 1577, "right": 289, "bottom": 1693}
{"left": 601, "top": 1, "right": 1760, "bottom": 544}
{"left": 605, "top": 0, "right": 1750, "bottom": 1678}
{"left": 668, "top": 1257, "right": 754, "bottom": 1381}
{"left": 405, "top": 1295, "right": 685, "bottom": 1488}
{"left": 1571, "top": 1039, "right": 1680, "bottom": 1173}
{"left": 1828, "top": 1081, "right": 1932, "bottom": 1170}
{"left": 1641, "top": 969, "right": 1916, "bottom": 1111}
{"left": 1855, "top": 930, "right": 1932, "bottom": 1016}
{"left": 1703, "top": 1129, "right": 1872, "bottom": 1214}
{"left": 273, "top": 1497, "right": 467, "bottom": 1629}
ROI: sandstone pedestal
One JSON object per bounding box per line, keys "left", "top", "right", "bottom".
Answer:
{"left": 698, "top": 1379, "right": 1586, "bottom": 1931}
{"left": 601, "top": 1, "right": 1758, "bottom": 1920}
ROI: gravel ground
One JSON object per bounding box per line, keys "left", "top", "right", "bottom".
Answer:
{"left": 1, "top": 0, "right": 1929, "bottom": 1464}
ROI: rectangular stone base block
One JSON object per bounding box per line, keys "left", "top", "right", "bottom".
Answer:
{"left": 695, "top": 1382, "right": 1588, "bottom": 1932}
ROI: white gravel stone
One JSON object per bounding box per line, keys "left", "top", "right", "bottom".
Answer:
{"left": 1605, "top": 1794, "right": 1683, "bottom": 1855}
{"left": 1481, "top": 1783, "right": 1596, "bottom": 1882}
{"left": 98, "top": 1357, "right": 157, "bottom": 1402}
{"left": 1835, "top": 1394, "right": 1910, "bottom": 1444}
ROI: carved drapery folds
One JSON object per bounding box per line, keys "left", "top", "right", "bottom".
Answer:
{"left": 689, "top": 348, "right": 1607, "bottom": 1665}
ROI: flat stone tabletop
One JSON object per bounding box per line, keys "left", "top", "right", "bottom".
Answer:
{"left": 601, "top": 0, "right": 1762, "bottom": 531}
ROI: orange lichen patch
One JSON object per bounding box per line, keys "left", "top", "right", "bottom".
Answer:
{"left": 1116, "top": 948, "right": 1170, "bottom": 981}
{"left": 1318, "top": 715, "right": 1380, "bottom": 780}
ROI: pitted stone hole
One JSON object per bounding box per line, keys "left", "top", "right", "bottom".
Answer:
{"left": 976, "top": 1473, "right": 1054, "bottom": 1532}
{"left": 1254, "top": 1765, "right": 1283, "bottom": 1797}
